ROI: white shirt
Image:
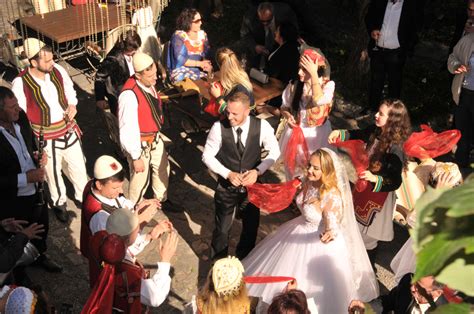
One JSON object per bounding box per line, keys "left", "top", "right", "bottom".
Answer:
{"left": 118, "top": 79, "right": 159, "bottom": 160}
{"left": 411, "top": 302, "right": 431, "bottom": 314}
{"left": 12, "top": 63, "right": 78, "bottom": 123}
{"left": 0, "top": 123, "right": 37, "bottom": 196}
{"left": 124, "top": 55, "right": 135, "bottom": 77}
{"left": 122, "top": 251, "right": 171, "bottom": 308}
{"left": 88, "top": 190, "right": 149, "bottom": 256}
{"left": 379, "top": 0, "right": 403, "bottom": 49}
{"left": 202, "top": 116, "right": 280, "bottom": 179}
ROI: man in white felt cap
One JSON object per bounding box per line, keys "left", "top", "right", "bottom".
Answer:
{"left": 11, "top": 38, "right": 88, "bottom": 223}
{"left": 80, "top": 154, "right": 171, "bottom": 287}
{"left": 104, "top": 207, "right": 179, "bottom": 312}
{"left": 118, "top": 52, "right": 170, "bottom": 205}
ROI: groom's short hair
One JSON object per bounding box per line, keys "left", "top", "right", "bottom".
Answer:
{"left": 227, "top": 92, "right": 250, "bottom": 108}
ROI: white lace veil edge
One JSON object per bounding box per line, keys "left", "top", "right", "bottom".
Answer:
{"left": 321, "top": 148, "right": 380, "bottom": 301}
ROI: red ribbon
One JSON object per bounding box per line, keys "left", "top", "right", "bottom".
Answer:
{"left": 244, "top": 276, "right": 296, "bottom": 284}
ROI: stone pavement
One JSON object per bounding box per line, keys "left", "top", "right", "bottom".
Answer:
{"left": 22, "top": 60, "right": 409, "bottom": 313}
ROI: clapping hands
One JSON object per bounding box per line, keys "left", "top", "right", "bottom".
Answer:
{"left": 136, "top": 199, "right": 161, "bottom": 224}
{"left": 149, "top": 220, "right": 174, "bottom": 240}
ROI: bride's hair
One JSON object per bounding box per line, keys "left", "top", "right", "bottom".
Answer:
{"left": 312, "top": 149, "right": 339, "bottom": 198}
{"left": 197, "top": 268, "right": 250, "bottom": 314}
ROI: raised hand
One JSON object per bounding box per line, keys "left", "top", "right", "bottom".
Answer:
{"left": 158, "top": 231, "right": 179, "bottom": 263}
{"left": 19, "top": 223, "right": 45, "bottom": 240}
{"left": 1, "top": 218, "right": 28, "bottom": 233}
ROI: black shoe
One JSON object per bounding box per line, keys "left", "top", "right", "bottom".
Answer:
{"left": 53, "top": 204, "right": 70, "bottom": 223}
{"left": 12, "top": 266, "right": 33, "bottom": 287}
{"left": 32, "top": 254, "right": 63, "bottom": 273}
{"left": 161, "top": 199, "right": 183, "bottom": 213}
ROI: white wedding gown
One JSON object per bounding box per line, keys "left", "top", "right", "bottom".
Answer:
{"left": 243, "top": 183, "right": 378, "bottom": 313}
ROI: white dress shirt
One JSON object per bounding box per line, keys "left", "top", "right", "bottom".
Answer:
{"left": 379, "top": 0, "right": 403, "bottom": 49}
{"left": 88, "top": 190, "right": 149, "bottom": 256}
{"left": 118, "top": 79, "right": 159, "bottom": 160}
{"left": 12, "top": 63, "right": 78, "bottom": 123}
{"left": 124, "top": 54, "right": 135, "bottom": 77}
{"left": 202, "top": 116, "right": 280, "bottom": 179}
{"left": 0, "top": 123, "right": 37, "bottom": 196}
{"left": 122, "top": 251, "right": 171, "bottom": 308}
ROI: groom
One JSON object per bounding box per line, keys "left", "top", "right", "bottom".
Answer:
{"left": 202, "top": 92, "right": 280, "bottom": 260}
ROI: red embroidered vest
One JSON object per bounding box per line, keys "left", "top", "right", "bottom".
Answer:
{"left": 114, "top": 260, "right": 147, "bottom": 313}
{"left": 81, "top": 180, "right": 119, "bottom": 287}
{"left": 19, "top": 67, "right": 68, "bottom": 125}
{"left": 122, "top": 77, "right": 163, "bottom": 140}
{"left": 80, "top": 180, "right": 102, "bottom": 259}
{"left": 18, "top": 67, "right": 80, "bottom": 139}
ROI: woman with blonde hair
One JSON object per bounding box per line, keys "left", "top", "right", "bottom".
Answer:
{"left": 209, "top": 47, "right": 255, "bottom": 115}
{"left": 186, "top": 256, "right": 250, "bottom": 313}
{"left": 242, "top": 148, "right": 379, "bottom": 313}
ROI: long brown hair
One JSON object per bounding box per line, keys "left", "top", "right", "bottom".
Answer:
{"left": 197, "top": 268, "right": 250, "bottom": 314}
{"left": 369, "top": 99, "right": 411, "bottom": 172}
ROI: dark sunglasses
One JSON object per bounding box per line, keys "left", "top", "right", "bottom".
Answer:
{"left": 259, "top": 18, "right": 272, "bottom": 24}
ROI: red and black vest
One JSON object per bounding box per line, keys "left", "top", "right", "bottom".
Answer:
{"left": 18, "top": 67, "right": 80, "bottom": 139}
{"left": 80, "top": 181, "right": 119, "bottom": 259}
{"left": 121, "top": 77, "right": 163, "bottom": 140}
{"left": 114, "top": 259, "right": 148, "bottom": 313}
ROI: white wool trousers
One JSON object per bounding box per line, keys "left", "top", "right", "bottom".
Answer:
{"left": 43, "top": 131, "right": 88, "bottom": 207}
{"left": 128, "top": 136, "right": 169, "bottom": 204}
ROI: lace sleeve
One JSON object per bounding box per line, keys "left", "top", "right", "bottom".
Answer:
{"left": 321, "top": 189, "right": 342, "bottom": 234}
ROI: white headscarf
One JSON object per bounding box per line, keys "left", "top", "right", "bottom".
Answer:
{"left": 0, "top": 285, "right": 37, "bottom": 314}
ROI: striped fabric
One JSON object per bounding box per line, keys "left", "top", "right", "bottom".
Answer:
{"left": 31, "top": 119, "right": 81, "bottom": 140}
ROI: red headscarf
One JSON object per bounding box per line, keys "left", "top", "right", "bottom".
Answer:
{"left": 403, "top": 125, "right": 461, "bottom": 159}
{"left": 302, "top": 49, "right": 325, "bottom": 64}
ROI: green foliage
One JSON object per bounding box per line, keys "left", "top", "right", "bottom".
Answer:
{"left": 431, "top": 303, "right": 473, "bottom": 314}
{"left": 413, "top": 175, "right": 474, "bottom": 297}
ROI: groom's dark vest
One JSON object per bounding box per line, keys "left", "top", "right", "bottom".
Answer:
{"left": 216, "top": 117, "right": 261, "bottom": 187}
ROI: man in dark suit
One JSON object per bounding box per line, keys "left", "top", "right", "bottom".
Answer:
{"left": 202, "top": 92, "right": 280, "bottom": 260}
{"left": 0, "top": 86, "right": 61, "bottom": 272}
{"left": 240, "top": 1, "right": 298, "bottom": 69}
{"left": 266, "top": 21, "right": 300, "bottom": 85}
{"left": 449, "top": 0, "right": 474, "bottom": 53}
{"left": 349, "top": 274, "right": 449, "bottom": 313}
{"left": 95, "top": 30, "right": 142, "bottom": 116}
{"left": 365, "top": 0, "right": 422, "bottom": 112}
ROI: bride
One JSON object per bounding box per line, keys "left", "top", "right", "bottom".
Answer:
{"left": 242, "top": 148, "right": 379, "bottom": 313}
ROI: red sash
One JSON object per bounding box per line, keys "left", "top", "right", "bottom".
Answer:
{"left": 353, "top": 183, "right": 389, "bottom": 227}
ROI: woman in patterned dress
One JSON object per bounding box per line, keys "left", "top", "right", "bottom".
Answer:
{"left": 167, "top": 8, "right": 213, "bottom": 83}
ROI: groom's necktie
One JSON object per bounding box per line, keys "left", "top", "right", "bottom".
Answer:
{"left": 236, "top": 127, "right": 244, "bottom": 156}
